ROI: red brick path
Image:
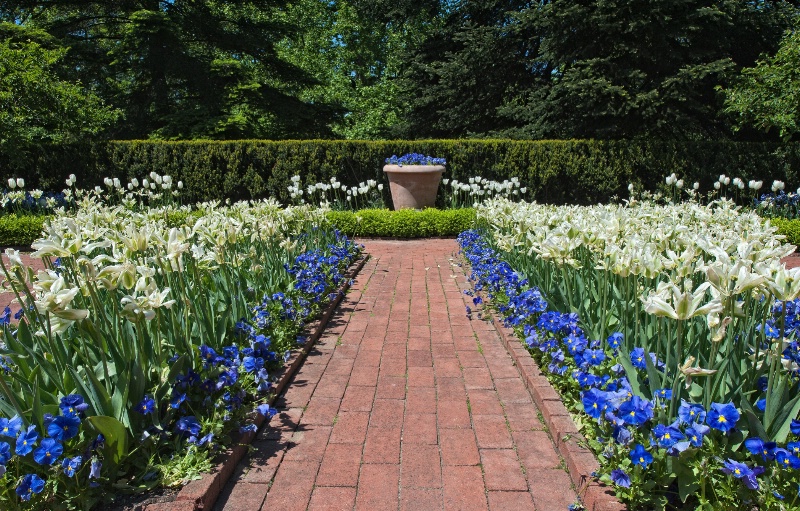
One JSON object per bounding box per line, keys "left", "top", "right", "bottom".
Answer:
{"left": 214, "top": 239, "right": 577, "bottom": 511}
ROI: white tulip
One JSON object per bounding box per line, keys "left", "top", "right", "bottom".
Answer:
{"left": 772, "top": 180, "right": 785, "bottom": 192}
{"left": 723, "top": 177, "right": 730, "bottom": 186}
{"left": 177, "top": 181, "right": 183, "bottom": 190}
{"left": 628, "top": 183, "right": 634, "bottom": 192}
{"left": 131, "top": 178, "right": 139, "bottom": 187}
{"left": 719, "top": 174, "right": 726, "bottom": 183}
{"left": 7, "top": 179, "right": 16, "bottom": 189}
{"left": 714, "top": 182, "right": 721, "bottom": 190}
{"left": 16, "top": 178, "right": 24, "bottom": 188}
{"left": 142, "top": 178, "right": 149, "bottom": 188}
{"left": 693, "top": 182, "right": 699, "bottom": 190}
{"left": 676, "top": 179, "right": 684, "bottom": 189}
{"left": 149, "top": 171, "right": 158, "bottom": 180}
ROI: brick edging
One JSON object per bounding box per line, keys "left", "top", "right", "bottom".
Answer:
{"left": 142, "top": 254, "right": 371, "bottom": 511}
{"left": 488, "top": 314, "right": 626, "bottom": 511}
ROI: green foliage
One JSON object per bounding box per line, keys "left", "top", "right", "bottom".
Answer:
{"left": 326, "top": 208, "right": 476, "bottom": 237}
{"left": 722, "top": 20, "right": 800, "bottom": 140}
{"left": 0, "top": 23, "right": 118, "bottom": 162}
{"left": 277, "top": 0, "right": 438, "bottom": 139}
{"left": 2, "top": 1, "right": 336, "bottom": 140}
{"left": 11, "top": 139, "right": 800, "bottom": 205}
{"left": 0, "top": 214, "right": 47, "bottom": 246}
{"left": 771, "top": 217, "right": 800, "bottom": 247}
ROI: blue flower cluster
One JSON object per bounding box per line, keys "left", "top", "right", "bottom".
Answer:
{"left": 755, "top": 191, "right": 800, "bottom": 219}
{"left": 457, "top": 229, "right": 800, "bottom": 505}
{"left": 0, "top": 230, "right": 361, "bottom": 506}
{"left": 0, "top": 395, "right": 104, "bottom": 502}
{"left": 385, "top": 153, "right": 447, "bottom": 166}
{"left": 1, "top": 190, "right": 69, "bottom": 214}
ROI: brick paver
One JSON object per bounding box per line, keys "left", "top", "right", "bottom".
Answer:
{"left": 213, "top": 239, "right": 578, "bottom": 511}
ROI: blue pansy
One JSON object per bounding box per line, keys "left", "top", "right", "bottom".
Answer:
{"left": 585, "top": 349, "right": 605, "bottom": 366}
{"left": 610, "top": 468, "right": 631, "bottom": 488}
{"left": 0, "top": 415, "right": 22, "bottom": 438}
{"left": 48, "top": 414, "right": 80, "bottom": 441}
{"left": 678, "top": 401, "right": 706, "bottom": 424}
{"left": 59, "top": 394, "right": 88, "bottom": 416}
{"left": 653, "top": 424, "right": 684, "bottom": 448}
{"left": 607, "top": 332, "right": 623, "bottom": 350}
{"left": 619, "top": 396, "right": 653, "bottom": 426}
{"left": 15, "top": 425, "right": 38, "bottom": 455}
{"left": 16, "top": 474, "right": 45, "bottom": 501}
{"left": 630, "top": 444, "right": 652, "bottom": 468}
{"left": 136, "top": 395, "right": 156, "bottom": 415}
{"left": 33, "top": 438, "right": 63, "bottom": 465}
{"left": 582, "top": 389, "right": 608, "bottom": 419}
{"left": 175, "top": 416, "right": 202, "bottom": 438}
{"left": 791, "top": 419, "right": 800, "bottom": 436}
{"left": 777, "top": 449, "right": 800, "bottom": 469}
{"left": 685, "top": 424, "right": 709, "bottom": 447}
{"left": 0, "top": 441, "right": 11, "bottom": 464}
{"left": 630, "top": 348, "right": 647, "bottom": 369}
{"left": 706, "top": 402, "right": 740, "bottom": 433}
{"left": 721, "top": 459, "right": 763, "bottom": 490}
{"left": 62, "top": 455, "right": 83, "bottom": 477}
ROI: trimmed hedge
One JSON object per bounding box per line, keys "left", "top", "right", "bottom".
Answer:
{"left": 7, "top": 139, "right": 800, "bottom": 206}
{"left": 0, "top": 214, "right": 47, "bottom": 247}
{"left": 771, "top": 218, "right": 800, "bottom": 248}
{"left": 326, "top": 208, "right": 476, "bottom": 238}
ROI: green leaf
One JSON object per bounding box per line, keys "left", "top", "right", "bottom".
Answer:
{"left": 86, "top": 415, "right": 129, "bottom": 465}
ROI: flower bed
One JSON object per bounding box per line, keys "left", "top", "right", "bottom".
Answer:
{"left": 0, "top": 199, "right": 361, "bottom": 509}
{"left": 459, "top": 196, "right": 800, "bottom": 510}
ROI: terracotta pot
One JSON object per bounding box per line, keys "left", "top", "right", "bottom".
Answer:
{"left": 383, "top": 164, "right": 445, "bottom": 210}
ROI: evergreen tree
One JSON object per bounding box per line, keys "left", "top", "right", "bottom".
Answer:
{"left": 1, "top": 1, "right": 337, "bottom": 139}
{"left": 398, "top": 0, "right": 540, "bottom": 138}
{"left": 722, "top": 17, "right": 800, "bottom": 140}
{"left": 503, "top": 0, "right": 794, "bottom": 139}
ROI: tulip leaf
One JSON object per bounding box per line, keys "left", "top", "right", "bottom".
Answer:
{"left": 86, "top": 415, "right": 129, "bottom": 465}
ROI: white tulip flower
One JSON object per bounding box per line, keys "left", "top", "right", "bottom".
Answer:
{"left": 693, "top": 182, "right": 699, "bottom": 190}
{"left": 142, "top": 178, "right": 149, "bottom": 188}
{"left": 628, "top": 183, "right": 634, "bottom": 192}
{"left": 16, "top": 178, "right": 24, "bottom": 188}
{"left": 772, "top": 180, "right": 785, "bottom": 192}
{"left": 723, "top": 177, "right": 730, "bottom": 185}
{"left": 177, "top": 181, "right": 183, "bottom": 189}
{"left": 7, "top": 179, "right": 15, "bottom": 189}
{"left": 676, "top": 179, "right": 684, "bottom": 189}
{"left": 714, "top": 182, "right": 721, "bottom": 190}
{"left": 149, "top": 171, "right": 158, "bottom": 180}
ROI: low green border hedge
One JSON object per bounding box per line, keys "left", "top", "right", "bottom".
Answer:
{"left": 771, "top": 217, "right": 800, "bottom": 248}
{"left": 326, "top": 208, "right": 476, "bottom": 238}
{"left": 0, "top": 214, "right": 48, "bottom": 247}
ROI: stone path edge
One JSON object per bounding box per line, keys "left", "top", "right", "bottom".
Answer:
{"left": 488, "top": 313, "right": 626, "bottom": 511}
{"left": 143, "top": 254, "right": 371, "bottom": 511}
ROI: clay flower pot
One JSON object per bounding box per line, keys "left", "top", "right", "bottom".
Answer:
{"left": 383, "top": 164, "right": 445, "bottom": 210}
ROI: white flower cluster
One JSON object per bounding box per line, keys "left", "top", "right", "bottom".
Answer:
{"left": 442, "top": 176, "right": 526, "bottom": 207}
{"left": 287, "top": 175, "right": 383, "bottom": 209}
{"left": 14, "top": 199, "right": 326, "bottom": 335}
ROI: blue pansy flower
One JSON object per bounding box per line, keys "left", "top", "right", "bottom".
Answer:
{"left": 90, "top": 459, "right": 102, "bottom": 481}
{"left": 34, "top": 438, "right": 63, "bottom": 465}
{"left": 756, "top": 398, "right": 766, "bottom": 411}
{"left": 582, "top": 389, "right": 608, "bottom": 419}
{"left": 607, "top": 332, "right": 623, "bottom": 350}
{"left": 630, "top": 347, "right": 647, "bottom": 369}
{"left": 654, "top": 388, "right": 672, "bottom": 401}
{"left": 16, "top": 474, "right": 45, "bottom": 501}
{"left": 136, "top": 395, "right": 156, "bottom": 415}
{"left": 787, "top": 441, "right": 800, "bottom": 456}
{"left": 619, "top": 396, "right": 653, "bottom": 426}
{"left": 653, "top": 424, "right": 684, "bottom": 448}
{"left": 175, "top": 416, "right": 202, "bottom": 438}
{"left": 630, "top": 444, "right": 652, "bottom": 468}
{"left": 678, "top": 401, "right": 706, "bottom": 424}
{"left": 706, "top": 402, "right": 740, "bottom": 433}
{"left": 610, "top": 468, "right": 631, "bottom": 488}
{"left": 721, "top": 459, "right": 764, "bottom": 490}
{"left": 585, "top": 349, "right": 605, "bottom": 366}
{"left": 0, "top": 441, "right": 10, "bottom": 464}
{"left": 777, "top": 449, "right": 800, "bottom": 469}
{"left": 48, "top": 414, "right": 80, "bottom": 441}
{"left": 685, "top": 424, "right": 709, "bottom": 447}
{"left": 0, "top": 415, "right": 22, "bottom": 438}
{"left": 62, "top": 455, "right": 83, "bottom": 477}
{"left": 59, "top": 394, "right": 88, "bottom": 416}
{"left": 15, "top": 425, "right": 38, "bottom": 455}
